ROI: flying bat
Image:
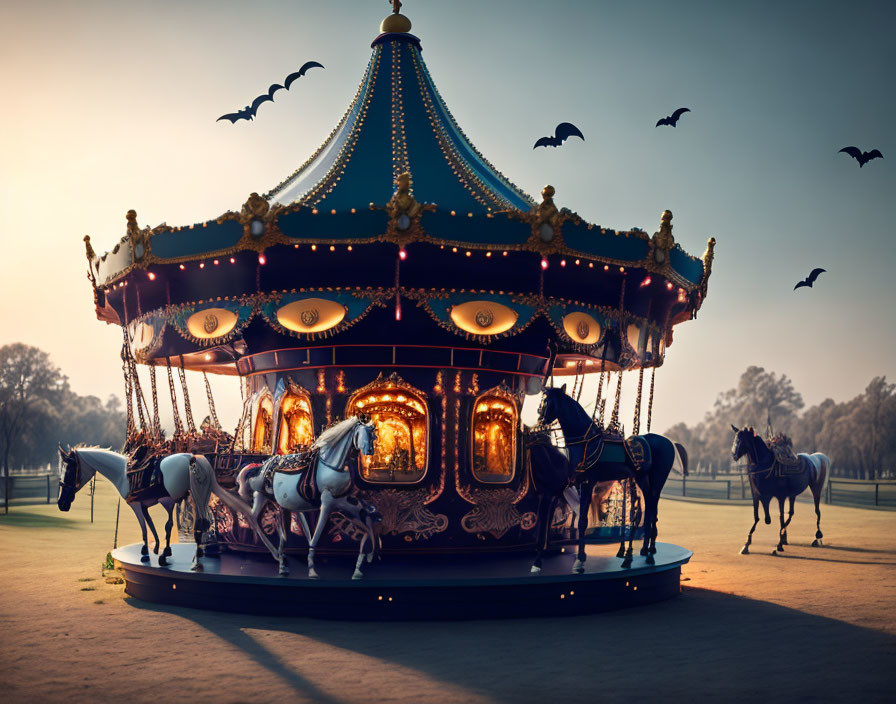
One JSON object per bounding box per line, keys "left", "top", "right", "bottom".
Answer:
{"left": 839, "top": 146, "right": 883, "bottom": 168}
{"left": 217, "top": 60, "right": 325, "bottom": 123}
{"left": 655, "top": 107, "right": 690, "bottom": 127}
{"left": 533, "top": 122, "right": 585, "bottom": 149}
{"left": 794, "top": 268, "right": 826, "bottom": 291}
{"left": 216, "top": 106, "right": 254, "bottom": 123}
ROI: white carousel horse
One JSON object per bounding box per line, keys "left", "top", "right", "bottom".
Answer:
{"left": 57, "top": 445, "right": 270, "bottom": 571}
{"left": 235, "top": 416, "right": 382, "bottom": 579}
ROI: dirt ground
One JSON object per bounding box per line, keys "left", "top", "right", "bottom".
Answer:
{"left": 1, "top": 480, "right": 894, "bottom": 703}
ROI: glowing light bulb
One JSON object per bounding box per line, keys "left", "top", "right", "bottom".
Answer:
{"left": 199, "top": 262, "right": 205, "bottom": 269}
{"left": 147, "top": 272, "right": 156, "bottom": 280}
{"left": 258, "top": 254, "right": 266, "bottom": 265}
{"left": 641, "top": 276, "right": 652, "bottom": 287}
{"left": 213, "top": 259, "right": 219, "bottom": 266}
{"left": 179, "top": 264, "right": 185, "bottom": 270}
{"left": 229, "top": 257, "right": 235, "bottom": 264}
{"left": 541, "top": 258, "right": 549, "bottom": 270}
{"left": 399, "top": 249, "right": 407, "bottom": 261}
{"left": 560, "top": 259, "right": 567, "bottom": 267}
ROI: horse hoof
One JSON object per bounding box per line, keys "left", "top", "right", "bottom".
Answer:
{"left": 158, "top": 556, "right": 167, "bottom": 566}
{"left": 278, "top": 566, "right": 290, "bottom": 577}
{"left": 140, "top": 555, "right": 150, "bottom": 563}
{"left": 815, "top": 530, "right": 823, "bottom": 540}
{"left": 640, "top": 547, "right": 649, "bottom": 556}
{"left": 740, "top": 546, "right": 750, "bottom": 555}
{"left": 621, "top": 559, "right": 633, "bottom": 569}
{"left": 530, "top": 565, "right": 542, "bottom": 574}
{"left": 764, "top": 518, "right": 771, "bottom": 525}
{"left": 191, "top": 563, "right": 204, "bottom": 572}
{"left": 615, "top": 547, "right": 625, "bottom": 558}
{"left": 645, "top": 554, "right": 655, "bottom": 565}
{"left": 771, "top": 550, "right": 779, "bottom": 556}
{"left": 308, "top": 569, "right": 320, "bottom": 580}
{"left": 352, "top": 570, "right": 364, "bottom": 580}
{"left": 811, "top": 539, "right": 821, "bottom": 547}
{"left": 776, "top": 544, "right": 784, "bottom": 552}
{"left": 649, "top": 547, "right": 657, "bottom": 555}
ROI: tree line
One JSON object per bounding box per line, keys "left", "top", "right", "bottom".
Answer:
{"left": 665, "top": 366, "right": 895, "bottom": 480}
{"left": 0, "top": 343, "right": 127, "bottom": 475}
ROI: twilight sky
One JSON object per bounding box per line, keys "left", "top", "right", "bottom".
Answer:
{"left": 0, "top": 0, "right": 893, "bottom": 434}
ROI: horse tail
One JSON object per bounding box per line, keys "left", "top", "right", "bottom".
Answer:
{"left": 187, "top": 455, "right": 214, "bottom": 532}
{"left": 673, "top": 442, "right": 689, "bottom": 476}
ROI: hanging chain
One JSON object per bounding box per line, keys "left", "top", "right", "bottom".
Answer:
{"left": 646, "top": 366, "right": 656, "bottom": 433}
{"left": 177, "top": 357, "right": 197, "bottom": 434}
{"left": 203, "top": 372, "right": 221, "bottom": 430}
{"left": 166, "top": 359, "right": 185, "bottom": 438}
{"left": 149, "top": 364, "right": 161, "bottom": 440}
{"left": 120, "top": 333, "right": 135, "bottom": 439}
{"left": 573, "top": 361, "right": 586, "bottom": 402}
{"left": 632, "top": 366, "right": 645, "bottom": 436}
{"left": 609, "top": 370, "right": 623, "bottom": 433}
{"left": 130, "top": 357, "right": 149, "bottom": 435}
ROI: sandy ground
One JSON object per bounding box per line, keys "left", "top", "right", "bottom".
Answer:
{"left": 1, "top": 480, "right": 894, "bottom": 704}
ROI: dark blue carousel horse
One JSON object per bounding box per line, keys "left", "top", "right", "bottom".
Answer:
{"left": 730, "top": 425, "right": 830, "bottom": 554}
{"left": 529, "top": 385, "right": 687, "bottom": 573}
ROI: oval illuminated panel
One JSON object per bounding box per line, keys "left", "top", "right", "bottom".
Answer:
{"left": 627, "top": 323, "right": 643, "bottom": 352}
{"left": 450, "top": 301, "right": 518, "bottom": 336}
{"left": 277, "top": 298, "right": 346, "bottom": 333}
{"left": 186, "top": 308, "right": 238, "bottom": 339}
{"left": 562, "top": 312, "right": 601, "bottom": 345}
{"left": 131, "top": 321, "right": 155, "bottom": 350}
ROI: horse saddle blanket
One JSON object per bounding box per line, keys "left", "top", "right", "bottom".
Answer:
{"left": 261, "top": 450, "right": 319, "bottom": 505}
{"left": 774, "top": 456, "right": 807, "bottom": 477}
{"left": 126, "top": 451, "right": 165, "bottom": 502}
{"left": 624, "top": 436, "right": 651, "bottom": 474}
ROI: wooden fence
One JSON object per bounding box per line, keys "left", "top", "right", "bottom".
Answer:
{"left": 663, "top": 474, "right": 896, "bottom": 510}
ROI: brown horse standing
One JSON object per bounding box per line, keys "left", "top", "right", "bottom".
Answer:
{"left": 731, "top": 425, "right": 830, "bottom": 555}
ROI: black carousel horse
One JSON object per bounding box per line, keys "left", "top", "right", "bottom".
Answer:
{"left": 529, "top": 385, "right": 687, "bottom": 573}
{"left": 730, "top": 425, "right": 830, "bottom": 554}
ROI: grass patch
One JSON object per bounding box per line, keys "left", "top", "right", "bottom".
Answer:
{"left": 80, "top": 586, "right": 96, "bottom": 592}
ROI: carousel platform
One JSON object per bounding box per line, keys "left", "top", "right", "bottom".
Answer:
{"left": 112, "top": 542, "right": 692, "bottom": 620}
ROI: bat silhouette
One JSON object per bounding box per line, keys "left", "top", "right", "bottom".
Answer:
{"left": 794, "top": 268, "right": 826, "bottom": 291}
{"left": 839, "top": 146, "right": 883, "bottom": 168}
{"left": 533, "top": 122, "right": 585, "bottom": 149}
{"left": 217, "top": 60, "right": 325, "bottom": 123}
{"left": 655, "top": 107, "right": 691, "bottom": 127}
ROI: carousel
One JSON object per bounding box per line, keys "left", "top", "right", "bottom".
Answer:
{"left": 70, "top": 5, "right": 715, "bottom": 619}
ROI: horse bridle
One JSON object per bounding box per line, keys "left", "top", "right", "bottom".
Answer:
{"left": 59, "top": 451, "right": 84, "bottom": 492}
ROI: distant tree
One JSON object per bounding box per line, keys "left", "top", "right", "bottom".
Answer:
{"left": 0, "top": 344, "right": 67, "bottom": 476}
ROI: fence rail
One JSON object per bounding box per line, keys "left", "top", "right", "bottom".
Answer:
{"left": 663, "top": 475, "right": 896, "bottom": 510}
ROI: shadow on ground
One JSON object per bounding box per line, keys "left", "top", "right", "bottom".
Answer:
{"left": 0, "top": 510, "right": 79, "bottom": 530}
{"left": 127, "top": 586, "right": 895, "bottom": 702}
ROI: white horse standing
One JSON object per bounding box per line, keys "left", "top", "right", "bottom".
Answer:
{"left": 57, "top": 446, "right": 269, "bottom": 571}
{"left": 236, "top": 416, "right": 382, "bottom": 579}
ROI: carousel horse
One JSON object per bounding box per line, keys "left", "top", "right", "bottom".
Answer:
{"left": 57, "top": 444, "right": 272, "bottom": 571}
{"left": 531, "top": 385, "right": 687, "bottom": 573}
{"left": 730, "top": 425, "right": 830, "bottom": 554}
{"left": 235, "top": 415, "right": 382, "bottom": 579}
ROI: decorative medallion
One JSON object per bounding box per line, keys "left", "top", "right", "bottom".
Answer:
{"left": 576, "top": 320, "right": 590, "bottom": 340}
{"left": 474, "top": 309, "right": 494, "bottom": 328}
{"left": 186, "top": 307, "right": 239, "bottom": 340}
{"left": 249, "top": 218, "right": 265, "bottom": 238}
{"left": 276, "top": 298, "right": 346, "bottom": 334}
{"left": 203, "top": 313, "right": 219, "bottom": 334}
{"left": 562, "top": 311, "right": 601, "bottom": 345}
{"left": 539, "top": 222, "right": 554, "bottom": 242}
{"left": 450, "top": 301, "right": 518, "bottom": 336}
{"left": 300, "top": 308, "right": 320, "bottom": 327}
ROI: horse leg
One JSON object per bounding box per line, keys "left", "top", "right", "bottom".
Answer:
{"left": 642, "top": 497, "right": 657, "bottom": 565}
{"left": 307, "top": 490, "right": 335, "bottom": 579}
{"left": 573, "top": 480, "right": 593, "bottom": 574}
{"left": 774, "top": 496, "right": 786, "bottom": 553}
{"left": 781, "top": 495, "right": 795, "bottom": 545}
{"left": 249, "top": 491, "right": 286, "bottom": 575}
{"left": 130, "top": 503, "right": 151, "bottom": 562}
{"left": 141, "top": 504, "right": 161, "bottom": 555}
{"left": 741, "top": 497, "right": 760, "bottom": 555}
{"left": 352, "top": 534, "right": 369, "bottom": 580}
{"left": 531, "top": 492, "right": 554, "bottom": 574}
{"left": 621, "top": 482, "right": 638, "bottom": 568}
{"left": 276, "top": 508, "right": 290, "bottom": 575}
{"left": 159, "top": 498, "right": 176, "bottom": 566}
{"left": 810, "top": 468, "right": 825, "bottom": 547}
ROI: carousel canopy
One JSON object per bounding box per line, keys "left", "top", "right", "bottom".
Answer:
{"left": 85, "top": 8, "right": 715, "bottom": 376}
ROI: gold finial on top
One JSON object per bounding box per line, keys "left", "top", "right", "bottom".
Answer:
{"left": 381, "top": 0, "right": 412, "bottom": 32}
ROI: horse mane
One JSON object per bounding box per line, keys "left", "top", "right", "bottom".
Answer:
{"left": 312, "top": 417, "right": 358, "bottom": 450}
